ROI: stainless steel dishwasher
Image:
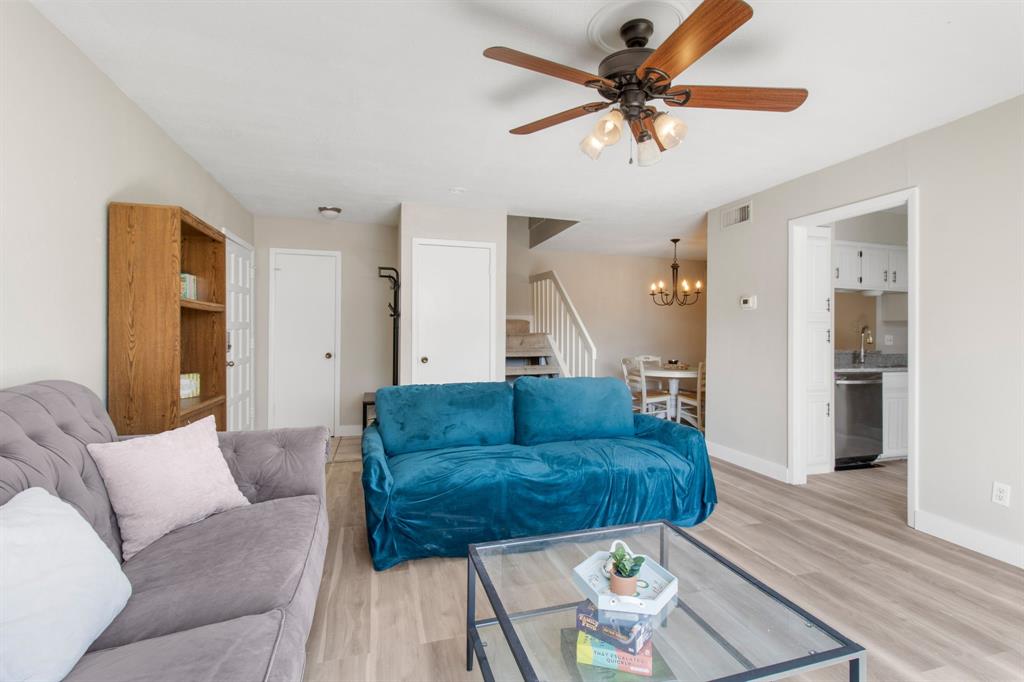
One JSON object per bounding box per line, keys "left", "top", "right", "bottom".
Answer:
{"left": 834, "top": 372, "right": 883, "bottom": 469}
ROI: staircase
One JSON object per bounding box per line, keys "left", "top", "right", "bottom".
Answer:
{"left": 504, "top": 319, "right": 559, "bottom": 380}
{"left": 529, "top": 271, "right": 597, "bottom": 377}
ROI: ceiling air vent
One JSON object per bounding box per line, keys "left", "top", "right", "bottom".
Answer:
{"left": 721, "top": 201, "right": 752, "bottom": 228}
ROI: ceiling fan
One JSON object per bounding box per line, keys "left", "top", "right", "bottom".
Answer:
{"left": 483, "top": 0, "right": 807, "bottom": 166}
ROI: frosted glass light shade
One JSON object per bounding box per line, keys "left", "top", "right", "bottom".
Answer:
{"left": 653, "top": 113, "right": 687, "bottom": 149}
{"left": 580, "top": 134, "right": 604, "bottom": 160}
{"left": 637, "top": 136, "right": 661, "bottom": 166}
{"left": 593, "top": 109, "right": 624, "bottom": 145}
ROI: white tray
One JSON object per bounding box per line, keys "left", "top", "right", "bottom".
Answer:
{"left": 571, "top": 540, "right": 678, "bottom": 615}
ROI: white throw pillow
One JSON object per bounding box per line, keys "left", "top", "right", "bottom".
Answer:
{"left": 0, "top": 487, "right": 132, "bottom": 682}
{"left": 87, "top": 416, "right": 249, "bottom": 561}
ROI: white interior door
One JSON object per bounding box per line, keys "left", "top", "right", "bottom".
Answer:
{"left": 269, "top": 249, "right": 340, "bottom": 433}
{"left": 411, "top": 239, "right": 495, "bottom": 384}
{"left": 226, "top": 236, "right": 254, "bottom": 431}
{"left": 803, "top": 227, "right": 834, "bottom": 474}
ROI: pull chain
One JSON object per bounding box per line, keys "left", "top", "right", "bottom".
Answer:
{"left": 628, "top": 132, "right": 634, "bottom": 165}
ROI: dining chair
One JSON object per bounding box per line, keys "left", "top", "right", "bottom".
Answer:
{"left": 634, "top": 360, "right": 671, "bottom": 418}
{"left": 634, "top": 355, "right": 665, "bottom": 390}
{"left": 677, "top": 361, "right": 706, "bottom": 431}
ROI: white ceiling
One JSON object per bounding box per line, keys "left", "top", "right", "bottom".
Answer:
{"left": 35, "top": 1, "right": 1024, "bottom": 258}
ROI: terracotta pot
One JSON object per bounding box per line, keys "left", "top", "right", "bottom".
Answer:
{"left": 609, "top": 573, "right": 638, "bottom": 596}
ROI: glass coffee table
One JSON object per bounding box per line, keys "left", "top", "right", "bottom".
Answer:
{"left": 467, "top": 521, "right": 865, "bottom": 681}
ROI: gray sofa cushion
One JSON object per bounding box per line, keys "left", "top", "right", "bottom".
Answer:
{"left": 92, "top": 494, "right": 323, "bottom": 651}
{"left": 67, "top": 612, "right": 282, "bottom": 682}
{"left": 0, "top": 381, "right": 122, "bottom": 559}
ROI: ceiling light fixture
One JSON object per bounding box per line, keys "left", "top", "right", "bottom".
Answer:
{"left": 650, "top": 238, "right": 702, "bottom": 306}
{"left": 636, "top": 131, "right": 662, "bottom": 167}
{"left": 317, "top": 206, "right": 342, "bottom": 219}
{"left": 653, "top": 112, "right": 687, "bottom": 149}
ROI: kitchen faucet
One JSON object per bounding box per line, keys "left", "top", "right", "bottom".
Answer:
{"left": 858, "top": 325, "right": 874, "bottom": 364}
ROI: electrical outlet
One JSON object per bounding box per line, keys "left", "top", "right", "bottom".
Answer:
{"left": 992, "top": 482, "right": 1012, "bottom": 507}
{"left": 884, "top": 335, "right": 894, "bottom": 346}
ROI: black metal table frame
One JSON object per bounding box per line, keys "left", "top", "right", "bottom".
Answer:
{"left": 466, "top": 520, "right": 866, "bottom": 682}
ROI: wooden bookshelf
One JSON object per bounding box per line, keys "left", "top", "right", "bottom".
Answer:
{"left": 108, "top": 203, "right": 227, "bottom": 434}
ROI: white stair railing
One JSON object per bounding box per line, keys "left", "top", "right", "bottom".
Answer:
{"left": 529, "top": 271, "right": 597, "bottom": 377}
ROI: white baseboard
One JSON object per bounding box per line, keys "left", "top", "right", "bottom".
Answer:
{"left": 914, "top": 509, "right": 1024, "bottom": 569}
{"left": 707, "top": 441, "right": 790, "bottom": 483}
{"left": 335, "top": 424, "right": 363, "bottom": 437}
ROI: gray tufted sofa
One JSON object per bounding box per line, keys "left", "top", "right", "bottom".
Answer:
{"left": 0, "top": 380, "right": 329, "bottom": 682}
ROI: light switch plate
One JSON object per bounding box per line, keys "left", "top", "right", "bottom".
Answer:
{"left": 992, "top": 482, "right": 1012, "bottom": 507}
{"left": 884, "top": 335, "right": 894, "bottom": 346}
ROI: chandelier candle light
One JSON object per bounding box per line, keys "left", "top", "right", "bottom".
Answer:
{"left": 650, "top": 239, "right": 702, "bottom": 307}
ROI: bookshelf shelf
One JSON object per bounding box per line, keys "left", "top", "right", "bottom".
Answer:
{"left": 180, "top": 299, "right": 225, "bottom": 313}
{"left": 108, "top": 202, "right": 227, "bottom": 434}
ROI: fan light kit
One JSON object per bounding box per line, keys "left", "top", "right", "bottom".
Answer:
{"left": 317, "top": 206, "right": 343, "bottom": 219}
{"left": 484, "top": 0, "right": 808, "bottom": 166}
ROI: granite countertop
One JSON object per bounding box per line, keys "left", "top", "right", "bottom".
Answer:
{"left": 834, "top": 365, "right": 908, "bottom": 373}
{"left": 834, "top": 351, "right": 907, "bottom": 373}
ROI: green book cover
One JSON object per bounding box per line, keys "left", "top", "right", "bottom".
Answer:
{"left": 559, "top": 628, "right": 673, "bottom": 682}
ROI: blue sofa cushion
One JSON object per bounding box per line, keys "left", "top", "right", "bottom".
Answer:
{"left": 513, "top": 376, "right": 634, "bottom": 445}
{"left": 375, "top": 382, "right": 514, "bottom": 456}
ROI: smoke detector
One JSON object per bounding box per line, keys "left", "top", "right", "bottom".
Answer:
{"left": 317, "top": 206, "right": 342, "bottom": 219}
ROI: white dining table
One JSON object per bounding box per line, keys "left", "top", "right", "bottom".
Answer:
{"left": 630, "top": 365, "right": 698, "bottom": 419}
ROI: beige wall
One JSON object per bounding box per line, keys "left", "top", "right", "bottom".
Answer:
{"left": 398, "top": 203, "right": 507, "bottom": 384}
{"left": 508, "top": 217, "right": 707, "bottom": 378}
{"left": 834, "top": 210, "right": 908, "bottom": 245}
{"left": 0, "top": 2, "right": 253, "bottom": 399}
{"left": 706, "top": 96, "right": 1023, "bottom": 557}
{"left": 253, "top": 216, "right": 397, "bottom": 430}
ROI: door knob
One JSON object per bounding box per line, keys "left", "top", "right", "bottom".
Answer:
{"left": 325, "top": 352, "right": 333, "bottom": 359}
{"left": 227, "top": 360, "right": 235, "bottom": 367}
{"left": 420, "top": 356, "right": 429, "bottom": 364}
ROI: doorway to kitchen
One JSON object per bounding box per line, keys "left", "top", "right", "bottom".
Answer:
{"left": 788, "top": 188, "right": 919, "bottom": 527}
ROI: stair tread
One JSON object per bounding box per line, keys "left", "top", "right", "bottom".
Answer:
{"left": 504, "top": 365, "right": 560, "bottom": 376}
{"left": 505, "top": 349, "right": 554, "bottom": 358}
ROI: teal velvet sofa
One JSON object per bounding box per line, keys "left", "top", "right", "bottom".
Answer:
{"left": 361, "top": 376, "right": 716, "bottom": 570}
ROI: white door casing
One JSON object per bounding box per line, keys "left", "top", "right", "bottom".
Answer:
{"left": 226, "top": 234, "right": 254, "bottom": 431}
{"left": 410, "top": 238, "right": 496, "bottom": 384}
{"left": 268, "top": 248, "right": 341, "bottom": 434}
{"left": 789, "top": 187, "right": 919, "bottom": 529}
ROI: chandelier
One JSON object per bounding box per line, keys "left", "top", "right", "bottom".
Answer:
{"left": 650, "top": 239, "right": 702, "bottom": 307}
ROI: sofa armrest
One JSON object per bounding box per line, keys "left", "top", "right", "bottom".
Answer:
{"left": 361, "top": 425, "right": 396, "bottom": 569}
{"left": 218, "top": 427, "right": 329, "bottom": 504}
{"left": 633, "top": 415, "right": 718, "bottom": 512}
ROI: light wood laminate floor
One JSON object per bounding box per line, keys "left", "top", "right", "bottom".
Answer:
{"left": 306, "top": 442, "right": 1024, "bottom": 681}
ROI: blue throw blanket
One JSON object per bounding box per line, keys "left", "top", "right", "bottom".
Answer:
{"left": 362, "top": 413, "right": 716, "bottom": 570}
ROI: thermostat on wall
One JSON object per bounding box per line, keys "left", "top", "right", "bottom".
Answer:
{"left": 739, "top": 295, "right": 758, "bottom": 310}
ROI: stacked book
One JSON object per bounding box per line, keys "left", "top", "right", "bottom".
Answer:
{"left": 569, "top": 601, "right": 668, "bottom": 679}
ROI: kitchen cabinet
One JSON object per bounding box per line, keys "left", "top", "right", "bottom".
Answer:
{"left": 833, "top": 242, "right": 862, "bottom": 289}
{"left": 832, "top": 241, "right": 908, "bottom": 292}
{"left": 888, "top": 247, "right": 908, "bottom": 292}
{"left": 882, "top": 372, "right": 909, "bottom": 458}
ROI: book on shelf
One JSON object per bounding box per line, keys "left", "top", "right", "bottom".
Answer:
{"left": 179, "top": 273, "right": 208, "bottom": 301}
{"left": 179, "top": 373, "right": 201, "bottom": 400}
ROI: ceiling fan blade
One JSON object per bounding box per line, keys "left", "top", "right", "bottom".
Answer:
{"left": 635, "top": 0, "right": 753, "bottom": 83}
{"left": 629, "top": 117, "right": 666, "bottom": 152}
{"left": 665, "top": 85, "right": 808, "bottom": 111}
{"left": 484, "top": 46, "right": 616, "bottom": 90}
{"left": 510, "top": 101, "right": 610, "bottom": 135}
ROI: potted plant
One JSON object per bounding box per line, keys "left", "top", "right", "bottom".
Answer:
{"left": 606, "top": 542, "right": 646, "bottom": 596}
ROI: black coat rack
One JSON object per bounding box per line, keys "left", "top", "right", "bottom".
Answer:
{"left": 378, "top": 267, "right": 400, "bottom": 386}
